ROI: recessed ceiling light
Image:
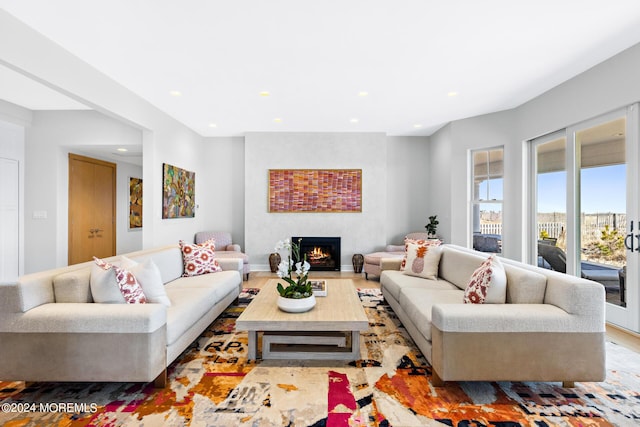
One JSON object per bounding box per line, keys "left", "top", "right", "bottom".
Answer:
{"left": 358, "top": 91, "right": 369, "bottom": 97}
{"left": 116, "top": 148, "right": 128, "bottom": 152}
{"left": 350, "top": 118, "right": 359, "bottom": 123}
{"left": 169, "top": 90, "right": 182, "bottom": 97}
{"left": 413, "top": 124, "right": 423, "bottom": 128}
{"left": 448, "top": 91, "right": 458, "bottom": 97}
{"left": 260, "top": 91, "right": 270, "bottom": 97}
{"left": 274, "top": 118, "right": 282, "bottom": 123}
{"left": 209, "top": 123, "right": 217, "bottom": 128}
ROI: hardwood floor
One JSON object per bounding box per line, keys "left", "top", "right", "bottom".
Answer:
{"left": 244, "top": 271, "right": 640, "bottom": 355}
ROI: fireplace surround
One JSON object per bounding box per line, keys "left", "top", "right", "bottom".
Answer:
{"left": 292, "top": 236, "right": 341, "bottom": 271}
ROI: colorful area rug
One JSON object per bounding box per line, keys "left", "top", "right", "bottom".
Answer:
{"left": 1, "top": 288, "right": 639, "bottom": 426}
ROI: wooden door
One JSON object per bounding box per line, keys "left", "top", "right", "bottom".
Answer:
{"left": 68, "top": 154, "right": 116, "bottom": 265}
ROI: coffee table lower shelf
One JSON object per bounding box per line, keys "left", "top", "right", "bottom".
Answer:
{"left": 248, "top": 330, "right": 361, "bottom": 360}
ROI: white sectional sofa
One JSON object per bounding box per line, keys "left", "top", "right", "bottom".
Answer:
{"left": 0, "top": 244, "right": 243, "bottom": 387}
{"left": 380, "top": 244, "right": 606, "bottom": 387}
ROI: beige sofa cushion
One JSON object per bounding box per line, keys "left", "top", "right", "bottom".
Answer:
{"left": 398, "top": 288, "right": 464, "bottom": 341}
{"left": 503, "top": 264, "right": 547, "bottom": 304}
{"left": 164, "top": 287, "right": 218, "bottom": 345}
{"left": 381, "top": 270, "right": 458, "bottom": 302}
{"left": 53, "top": 268, "right": 93, "bottom": 303}
{"left": 166, "top": 271, "right": 240, "bottom": 301}
{"left": 439, "top": 247, "right": 488, "bottom": 290}
{"left": 128, "top": 246, "right": 184, "bottom": 284}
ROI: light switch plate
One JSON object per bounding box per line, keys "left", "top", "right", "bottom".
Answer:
{"left": 32, "top": 210, "right": 47, "bottom": 219}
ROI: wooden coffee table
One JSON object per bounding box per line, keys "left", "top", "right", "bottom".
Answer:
{"left": 236, "top": 279, "right": 369, "bottom": 360}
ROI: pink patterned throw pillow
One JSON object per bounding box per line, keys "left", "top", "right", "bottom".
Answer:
{"left": 179, "top": 239, "right": 222, "bottom": 277}
{"left": 400, "top": 238, "right": 441, "bottom": 270}
{"left": 463, "top": 255, "right": 507, "bottom": 304}
{"left": 93, "top": 257, "right": 147, "bottom": 304}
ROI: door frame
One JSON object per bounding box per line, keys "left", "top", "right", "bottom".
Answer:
{"left": 68, "top": 153, "right": 116, "bottom": 264}
{"left": 529, "top": 106, "right": 639, "bottom": 332}
{"left": 567, "top": 106, "right": 638, "bottom": 330}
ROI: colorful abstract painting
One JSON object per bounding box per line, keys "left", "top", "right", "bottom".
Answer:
{"left": 129, "top": 177, "right": 142, "bottom": 228}
{"left": 268, "top": 169, "right": 362, "bottom": 212}
{"left": 162, "top": 163, "right": 195, "bottom": 219}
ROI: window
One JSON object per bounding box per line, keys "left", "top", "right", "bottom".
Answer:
{"left": 471, "top": 147, "right": 503, "bottom": 254}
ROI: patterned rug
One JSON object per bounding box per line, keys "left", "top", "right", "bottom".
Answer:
{"left": 1, "top": 288, "right": 639, "bottom": 426}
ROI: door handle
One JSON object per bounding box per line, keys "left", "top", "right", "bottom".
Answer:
{"left": 625, "top": 221, "right": 635, "bottom": 251}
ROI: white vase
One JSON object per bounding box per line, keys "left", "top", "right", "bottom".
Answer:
{"left": 277, "top": 295, "right": 316, "bottom": 313}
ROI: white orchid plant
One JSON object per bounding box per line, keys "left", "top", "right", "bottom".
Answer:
{"left": 274, "top": 238, "right": 312, "bottom": 299}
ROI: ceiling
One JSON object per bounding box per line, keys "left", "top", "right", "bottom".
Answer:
{"left": 2, "top": 1, "right": 640, "bottom": 137}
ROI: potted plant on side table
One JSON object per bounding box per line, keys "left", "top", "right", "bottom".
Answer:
{"left": 425, "top": 215, "right": 439, "bottom": 239}
{"left": 274, "top": 238, "right": 315, "bottom": 313}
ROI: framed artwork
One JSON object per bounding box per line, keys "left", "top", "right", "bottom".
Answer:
{"left": 162, "top": 163, "right": 195, "bottom": 219}
{"left": 268, "top": 169, "right": 362, "bottom": 213}
{"left": 129, "top": 177, "right": 143, "bottom": 228}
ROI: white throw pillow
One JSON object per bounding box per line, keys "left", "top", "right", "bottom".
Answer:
{"left": 400, "top": 238, "right": 441, "bottom": 270}
{"left": 120, "top": 256, "right": 171, "bottom": 306}
{"left": 90, "top": 260, "right": 126, "bottom": 303}
{"left": 402, "top": 243, "right": 442, "bottom": 280}
{"left": 91, "top": 257, "right": 147, "bottom": 304}
{"left": 463, "top": 255, "right": 507, "bottom": 304}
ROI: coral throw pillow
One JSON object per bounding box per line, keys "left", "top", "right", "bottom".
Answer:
{"left": 400, "top": 238, "right": 441, "bottom": 271}
{"left": 402, "top": 242, "right": 442, "bottom": 280}
{"left": 93, "top": 257, "right": 147, "bottom": 304}
{"left": 179, "top": 239, "right": 222, "bottom": 277}
{"left": 463, "top": 255, "right": 507, "bottom": 304}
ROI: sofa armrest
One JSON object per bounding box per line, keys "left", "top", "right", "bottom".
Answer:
{"left": 217, "top": 257, "right": 243, "bottom": 275}
{"left": 226, "top": 244, "right": 242, "bottom": 252}
{"left": 543, "top": 274, "right": 605, "bottom": 317}
{"left": 431, "top": 303, "right": 605, "bottom": 334}
{"left": 217, "top": 257, "right": 242, "bottom": 271}
{"left": 380, "top": 257, "right": 403, "bottom": 271}
{"left": 0, "top": 283, "right": 21, "bottom": 313}
{"left": 0, "top": 303, "right": 166, "bottom": 334}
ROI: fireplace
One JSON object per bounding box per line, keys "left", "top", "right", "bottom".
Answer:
{"left": 292, "top": 236, "right": 341, "bottom": 271}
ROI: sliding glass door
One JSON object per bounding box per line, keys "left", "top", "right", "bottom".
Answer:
{"left": 531, "top": 106, "right": 639, "bottom": 332}
{"left": 576, "top": 117, "right": 627, "bottom": 308}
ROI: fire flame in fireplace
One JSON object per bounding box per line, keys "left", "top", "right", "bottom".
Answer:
{"left": 308, "top": 246, "right": 330, "bottom": 261}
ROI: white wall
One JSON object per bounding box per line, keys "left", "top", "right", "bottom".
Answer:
{"left": 0, "top": 116, "right": 25, "bottom": 279}
{"left": 199, "top": 137, "right": 246, "bottom": 248}
{"left": 386, "top": 136, "right": 431, "bottom": 244}
{"left": 428, "top": 123, "right": 453, "bottom": 244}
{"left": 245, "top": 133, "right": 388, "bottom": 271}
{"left": 24, "top": 110, "right": 142, "bottom": 271}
